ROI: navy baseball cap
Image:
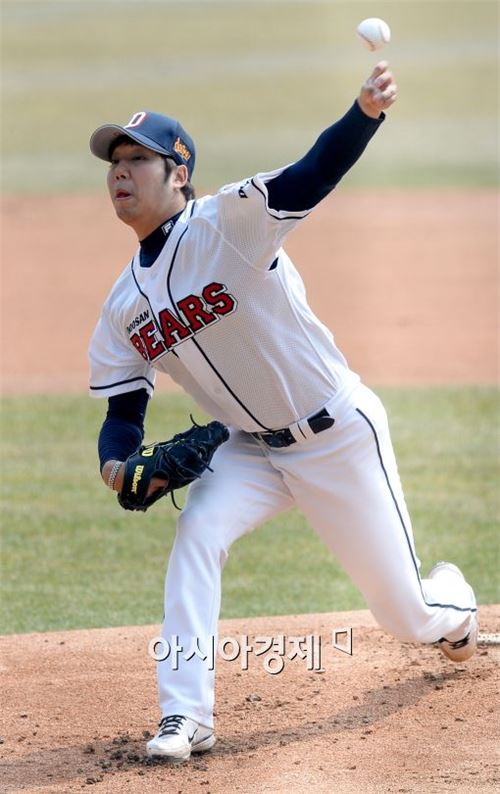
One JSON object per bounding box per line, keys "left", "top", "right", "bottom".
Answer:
{"left": 89, "top": 111, "right": 196, "bottom": 178}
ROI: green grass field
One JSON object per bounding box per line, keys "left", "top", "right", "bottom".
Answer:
{"left": 1, "top": 388, "right": 498, "bottom": 635}
{"left": 2, "top": 0, "right": 498, "bottom": 192}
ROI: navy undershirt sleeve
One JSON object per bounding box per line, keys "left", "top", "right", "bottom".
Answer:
{"left": 266, "top": 101, "right": 384, "bottom": 213}
{"left": 98, "top": 388, "right": 149, "bottom": 471}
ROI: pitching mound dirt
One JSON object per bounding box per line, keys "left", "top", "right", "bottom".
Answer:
{"left": 1, "top": 607, "right": 499, "bottom": 793}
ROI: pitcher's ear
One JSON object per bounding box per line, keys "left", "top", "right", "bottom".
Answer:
{"left": 174, "top": 164, "right": 189, "bottom": 187}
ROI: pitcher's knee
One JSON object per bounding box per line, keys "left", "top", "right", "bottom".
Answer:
{"left": 178, "top": 503, "right": 217, "bottom": 541}
{"left": 176, "top": 503, "right": 231, "bottom": 560}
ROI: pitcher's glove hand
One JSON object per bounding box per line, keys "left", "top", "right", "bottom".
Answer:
{"left": 118, "top": 420, "right": 229, "bottom": 512}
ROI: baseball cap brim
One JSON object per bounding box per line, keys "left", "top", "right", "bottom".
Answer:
{"left": 89, "top": 124, "right": 177, "bottom": 162}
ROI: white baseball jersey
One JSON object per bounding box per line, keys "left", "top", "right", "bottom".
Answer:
{"left": 89, "top": 167, "right": 359, "bottom": 432}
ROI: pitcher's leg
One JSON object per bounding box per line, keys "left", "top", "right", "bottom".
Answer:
{"left": 157, "top": 430, "right": 293, "bottom": 727}
{"left": 278, "top": 385, "right": 477, "bottom": 646}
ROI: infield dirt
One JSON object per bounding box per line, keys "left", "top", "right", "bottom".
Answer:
{"left": 2, "top": 608, "right": 499, "bottom": 793}
{"left": 1, "top": 189, "right": 497, "bottom": 393}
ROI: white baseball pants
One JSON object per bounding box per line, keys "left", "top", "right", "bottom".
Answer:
{"left": 156, "top": 383, "right": 477, "bottom": 728}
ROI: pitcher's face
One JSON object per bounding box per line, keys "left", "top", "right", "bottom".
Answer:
{"left": 107, "top": 143, "right": 186, "bottom": 239}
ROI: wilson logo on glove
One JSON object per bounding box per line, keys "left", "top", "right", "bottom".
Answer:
{"left": 131, "top": 465, "right": 144, "bottom": 494}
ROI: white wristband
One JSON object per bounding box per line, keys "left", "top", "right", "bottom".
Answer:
{"left": 107, "top": 460, "right": 122, "bottom": 491}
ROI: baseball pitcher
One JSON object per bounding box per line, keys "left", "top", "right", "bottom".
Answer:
{"left": 88, "top": 62, "right": 477, "bottom": 762}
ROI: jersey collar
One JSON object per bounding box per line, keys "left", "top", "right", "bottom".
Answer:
{"left": 139, "top": 210, "right": 184, "bottom": 268}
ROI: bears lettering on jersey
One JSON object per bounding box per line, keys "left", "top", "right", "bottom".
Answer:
{"left": 129, "top": 282, "right": 237, "bottom": 362}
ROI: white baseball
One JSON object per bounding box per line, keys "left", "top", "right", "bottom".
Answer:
{"left": 356, "top": 18, "right": 391, "bottom": 51}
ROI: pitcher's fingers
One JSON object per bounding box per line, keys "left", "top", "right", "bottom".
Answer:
{"left": 371, "top": 60, "right": 389, "bottom": 78}
{"left": 371, "top": 85, "right": 397, "bottom": 107}
{"left": 374, "top": 70, "right": 394, "bottom": 90}
{"left": 380, "top": 85, "right": 398, "bottom": 102}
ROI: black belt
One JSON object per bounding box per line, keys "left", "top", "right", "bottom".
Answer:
{"left": 251, "top": 408, "right": 335, "bottom": 448}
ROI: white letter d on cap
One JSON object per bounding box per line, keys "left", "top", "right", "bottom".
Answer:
{"left": 126, "top": 112, "right": 147, "bottom": 128}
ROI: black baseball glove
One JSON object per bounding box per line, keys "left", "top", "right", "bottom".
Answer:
{"left": 118, "top": 420, "right": 229, "bottom": 512}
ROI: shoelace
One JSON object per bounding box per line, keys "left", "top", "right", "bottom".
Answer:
{"left": 158, "top": 714, "right": 187, "bottom": 737}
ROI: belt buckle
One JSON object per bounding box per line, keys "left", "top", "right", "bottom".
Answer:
{"left": 258, "top": 428, "right": 295, "bottom": 448}
{"left": 255, "top": 407, "right": 334, "bottom": 448}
